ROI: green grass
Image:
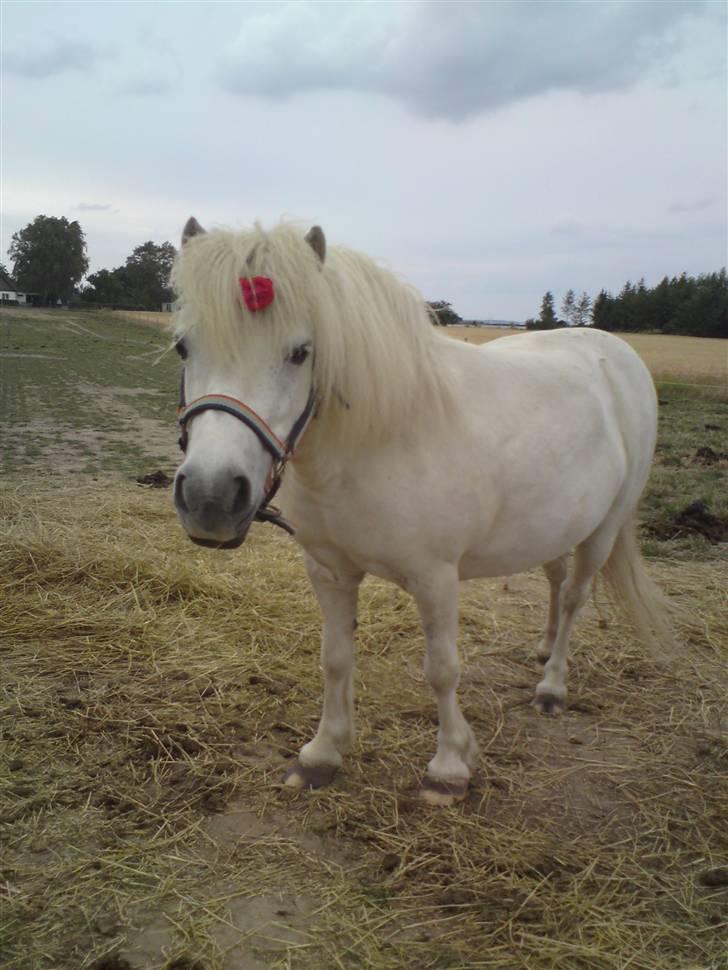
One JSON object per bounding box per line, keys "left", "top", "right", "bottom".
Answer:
{"left": 640, "top": 382, "right": 728, "bottom": 560}
{"left": 0, "top": 309, "right": 179, "bottom": 477}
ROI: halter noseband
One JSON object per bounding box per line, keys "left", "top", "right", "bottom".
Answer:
{"left": 177, "top": 384, "right": 317, "bottom": 536}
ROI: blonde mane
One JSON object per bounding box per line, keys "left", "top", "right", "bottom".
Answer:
{"left": 171, "top": 222, "right": 457, "bottom": 451}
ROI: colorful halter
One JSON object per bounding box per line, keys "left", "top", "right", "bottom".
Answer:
{"left": 178, "top": 393, "right": 288, "bottom": 461}
{"left": 177, "top": 383, "right": 317, "bottom": 535}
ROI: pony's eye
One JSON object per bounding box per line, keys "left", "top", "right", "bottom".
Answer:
{"left": 288, "top": 343, "right": 311, "bottom": 366}
{"left": 174, "top": 339, "right": 188, "bottom": 360}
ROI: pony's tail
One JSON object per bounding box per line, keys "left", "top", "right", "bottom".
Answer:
{"left": 600, "top": 518, "right": 680, "bottom": 656}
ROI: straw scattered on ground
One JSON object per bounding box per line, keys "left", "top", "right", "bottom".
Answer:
{"left": 1, "top": 482, "right": 726, "bottom": 970}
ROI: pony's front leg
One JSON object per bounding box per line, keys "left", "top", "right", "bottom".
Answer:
{"left": 284, "top": 554, "right": 362, "bottom": 790}
{"left": 412, "top": 566, "right": 479, "bottom": 806}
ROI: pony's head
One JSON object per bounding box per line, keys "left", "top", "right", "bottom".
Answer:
{"left": 171, "top": 217, "right": 325, "bottom": 547}
{"left": 170, "top": 216, "right": 455, "bottom": 548}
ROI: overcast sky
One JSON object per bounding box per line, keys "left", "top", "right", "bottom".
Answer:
{"left": 2, "top": 0, "right": 726, "bottom": 320}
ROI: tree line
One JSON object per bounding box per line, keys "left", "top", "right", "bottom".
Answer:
{"left": 5, "top": 214, "right": 175, "bottom": 309}
{"left": 527, "top": 271, "right": 727, "bottom": 338}
{"left": 4, "top": 215, "right": 727, "bottom": 336}
{"left": 81, "top": 241, "right": 176, "bottom": 310}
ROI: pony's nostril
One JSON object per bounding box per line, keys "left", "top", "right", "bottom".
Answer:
{"left": 174, "top": 473, "right": 189, "bottom": 513}
{"left": 231, "top": 475, "right": 251, "bottom": 518}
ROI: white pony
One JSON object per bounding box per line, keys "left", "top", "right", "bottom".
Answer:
{"left": 171, "top": 218, "right": 673, "bottom": 805}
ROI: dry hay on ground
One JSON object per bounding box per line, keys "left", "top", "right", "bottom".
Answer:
{"left": 1, "top": 482, "right": 727, "bottom": 970}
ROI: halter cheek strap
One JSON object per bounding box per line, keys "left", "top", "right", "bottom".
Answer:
{"left": 176, "top": 385, "right": 317, "bottom": 535}
{"left": 177, "top": 394, "right": 287, "bottom": 461}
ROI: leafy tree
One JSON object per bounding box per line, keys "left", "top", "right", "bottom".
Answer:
{"left": 650, "top": 276, "right": 674, "bottom": 330}
{"left": 664, "top": 270, "right": 728, "bottom": 338}
{"left": 83, "top": 268, "right": 133, "bottom": 306}
{"left": 9, "top": 215, "right": 88, "bottom": 304}
{"left": 591, "top": 270, "right": 727, "bottom": 337}
{"left": 575, "top": 291, "right": 592, "bottom": 326}
{"left": 526, "top": 291, "right": 564, "bottom": 330}
{"left": 123, "top": 241, "right": 176, "bottom": 307}
{"left": 81, "top": 240, "right": 176, "bottom": 308}
{"left": 592, "top": 289, "right": 617, "bottom": 331}
{"left": 427, "top": 300, "right": 462, "bottom": 326}
{"left": 561, "top": 289, "right": 577, "bottom": 327}
{"left": 616, "top": 280, "right": 641, "bottom": 331}
{"left": 539, "top": 291, "right": 560, "bottom": 328}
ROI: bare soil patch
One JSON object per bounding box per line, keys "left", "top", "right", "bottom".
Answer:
{"left": 644, "top": 499, "right": 728, "bottom": 543}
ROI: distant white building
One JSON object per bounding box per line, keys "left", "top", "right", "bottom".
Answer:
{"left": 466, "top": 318, "right": 525, "bottom": 329}
{"left": 161, "top": 301, "right": 181, "bottom": 312}
{"left": 0, "top": 271, "right": 31, "bottom": 304}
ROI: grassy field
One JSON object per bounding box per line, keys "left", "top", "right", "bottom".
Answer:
{"left": 2, "top": 309, "right": 725, "bottom": 559}
{"left": 0, "top": 309, "right": 179, "bottom": 478}
{"left": 1, "top": 308, "right": 727, "bottom": 970}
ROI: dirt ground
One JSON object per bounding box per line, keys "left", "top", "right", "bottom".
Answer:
{"left": 2, "top": 486, "right": 726, "bottom": 970}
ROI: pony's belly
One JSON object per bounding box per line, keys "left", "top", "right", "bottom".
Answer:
{"left": 458, "top": 545, "right": 564, "bottom": 580}
{"left": 294, "top": 484, "right": 610, "bottom": 584}
{"left": 457, "top": 503, "right": 609, "bottom": 580}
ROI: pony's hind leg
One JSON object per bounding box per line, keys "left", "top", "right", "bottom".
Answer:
{"left": 411, "top": 565, "right": 479, "bottom": 806}
{"left": 284, "top": 554, "right": 362, "bottom": 790}
{"left": 533, "top": 527, "right": 619, "bottom": 715}
{"left": 536, "top": 555, "right": 569, "bottom": 664}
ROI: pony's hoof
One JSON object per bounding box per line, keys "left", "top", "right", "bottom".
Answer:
{"left": 420, "top": 777, "right": 469, "bottom": 807}
{"left": 532, "top": 690, "right": 566, "bottom": 715}
{"left": 283, "top": 760, "right": 338, "bottom": 790}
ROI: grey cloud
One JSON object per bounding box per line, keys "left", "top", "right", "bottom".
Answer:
{"left": 217, "top": 0, "right": 713, "bottom": 119}
{"left": 550, "top": 217, "right": 588, "bottom": 237}
{"left": 4, "top": 40, "right": 100, "bottom": 78}
{"left": 121, "top": 77, "right": 172, "bottom": 96}
{"left": 669, "top": 197, "right": 717, "bottom": 213}
{"left": 73, "top": 203, "right": 113, "bottom": 212}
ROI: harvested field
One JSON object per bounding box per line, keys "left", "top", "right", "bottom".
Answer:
{"left": 1, "top": 308, "right": 727, "bottom": 969}
{"left": 445, "top": 327, "right": 728, "bottom": 389}
{"left": 608, "top": 333, "right": 727, "bottom": 387}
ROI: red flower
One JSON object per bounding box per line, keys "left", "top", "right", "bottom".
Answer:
{"left": 240, "top": 276, "right": 275, "bottom": 312}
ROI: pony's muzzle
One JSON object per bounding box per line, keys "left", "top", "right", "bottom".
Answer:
{"left": 174, "top": 468, "right": 254, "bottom": 546}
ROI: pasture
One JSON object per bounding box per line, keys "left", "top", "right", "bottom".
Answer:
{"left": 1, "top": 308, "right": 727, "bottom": 970}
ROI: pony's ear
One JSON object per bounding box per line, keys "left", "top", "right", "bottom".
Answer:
{"left": 182, "top": 217, "right": 206, "bottom": 246}
{"left": 305, "top": 225, "right": 326, "bottom": 264}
